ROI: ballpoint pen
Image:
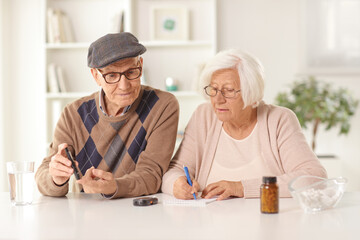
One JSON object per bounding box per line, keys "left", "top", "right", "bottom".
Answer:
{"left": 183, "top": 165, "right": 197, "bottom": 200}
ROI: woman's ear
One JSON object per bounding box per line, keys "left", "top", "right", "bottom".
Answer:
{"left": 90, "top": 68, "right": 102, "bottom": 86}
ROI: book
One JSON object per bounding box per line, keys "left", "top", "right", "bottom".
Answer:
{"left": 109, "top": 10, "right": 125, "bottom": 33}
{"left": 120, "top": 10, "right": 124, "bottom": 32}
{"left": 47, "top": 63, "right": 60, "bottom": 93}
{"left": 60, "top": 11, "right": 75, "bottom": 42}
{"left": 46, "top": 8, "right": 55, "bottom": 43}
{"left": 56, "top": 9, "right": 66, "bottom": 42}
{"left": 52, "top": 9, "right": 62, "bottom": 43}
{"left": 56, "top": 65, "right": 67, "bottom": 92}
{"left": 47, "top": 8, "right": 74, "bottom": 43}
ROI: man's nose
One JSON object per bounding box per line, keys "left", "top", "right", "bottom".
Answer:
{"left": 116, "top": 75, "right": 131, "bottom": 89}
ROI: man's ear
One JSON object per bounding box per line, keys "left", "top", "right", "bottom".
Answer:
{"left": 90, "top": 68, "right": 101, "bottom": 86}
{"left": 139, "top": 57, "right": 144, "bottom": 77}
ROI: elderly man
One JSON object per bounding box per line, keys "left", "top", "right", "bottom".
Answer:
{"left": 36, "top": 32, "right": 179, "bottom": 199}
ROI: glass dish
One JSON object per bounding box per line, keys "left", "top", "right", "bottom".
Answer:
{"left": 288, "top": 175, "right": 347, "bottom": 213}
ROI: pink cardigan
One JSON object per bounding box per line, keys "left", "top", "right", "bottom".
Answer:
{"left": 161, "top": 101, "right": 327, "bottom": 198}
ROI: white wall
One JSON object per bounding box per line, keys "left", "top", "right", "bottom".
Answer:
{"left": 218, "top": 0, "right": 300, "bottom": 103}
{"left": 218, "top": 0, "right": 360, "bottom": 191}
{"left": 1, "top": 0, "right": 45, "bottom": 191}
{"left": 1, "top": 0, "right": 360, "bottom": 191}
{"left": 0, "top": 0, "right": 5, "bottom": 191}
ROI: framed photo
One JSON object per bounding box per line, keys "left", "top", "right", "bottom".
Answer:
{"left": 151, "top": 7, "right": 189, "bottom": 41}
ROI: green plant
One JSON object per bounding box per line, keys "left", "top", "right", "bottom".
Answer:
{"left": 275, "top": 76, "right": 359, "bottom": 151}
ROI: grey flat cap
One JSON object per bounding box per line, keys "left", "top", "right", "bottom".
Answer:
{"left": 87, "top": 32, "right": 146, "bottom": 68}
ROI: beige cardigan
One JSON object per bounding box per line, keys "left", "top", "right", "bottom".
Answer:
{"left": 161, "top": 101, "right": 327, "bottom": 198}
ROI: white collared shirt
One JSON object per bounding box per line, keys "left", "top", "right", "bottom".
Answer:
{"left": 98, "top": 88, "right": 131, "bottom": 117}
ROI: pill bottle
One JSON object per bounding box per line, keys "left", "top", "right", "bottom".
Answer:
{"left": 260, "top": 176, "right": 279, "bottom": 214}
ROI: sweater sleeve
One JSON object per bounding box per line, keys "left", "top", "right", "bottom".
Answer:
{"left": 112, "top": 95, "right": 180, "bottom": 198}
{"left": 35, "top": 105, "right": 75, "bottom": 197}
{"left": 242, "top": 107, "right": 327, "bottom": 198}
{"left": 160, "top": 130, "right": 194, "bottom": 195}
{"left": 161, "top": 104, "right": 208, "bottom": 195}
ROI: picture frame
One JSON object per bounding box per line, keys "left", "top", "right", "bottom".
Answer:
{"left": 150, "top": 7, "right": 189, "bottom": 41}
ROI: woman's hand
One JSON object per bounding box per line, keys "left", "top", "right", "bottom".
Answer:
{"left": 77, "top": 167, "right": 117, "bottom": 195}
{"left": 173, "top": 176, "right": 200, "bottom": 200}
{"left": 202, "top": 180, "right": 244, "bottom": 201}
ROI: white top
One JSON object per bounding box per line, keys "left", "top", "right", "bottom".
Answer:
{"left": 0, "top": 192, "right": 358, "bottom": 240}
{"left": 207, "top": 125, "right": 274, "bottom": 185}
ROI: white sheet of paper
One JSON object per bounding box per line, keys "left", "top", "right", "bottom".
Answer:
{"left": 162, "top": 194, "right": 216, "bottom": 207}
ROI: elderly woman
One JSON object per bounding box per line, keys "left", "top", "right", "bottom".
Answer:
{"left": 161, "top": 49, "right": 327, "bottom": 200}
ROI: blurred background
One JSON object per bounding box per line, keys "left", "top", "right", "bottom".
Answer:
{"left": 0, "top": 0, "right": 359, "bottom": 192}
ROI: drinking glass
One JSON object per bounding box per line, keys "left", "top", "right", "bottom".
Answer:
{"left": 6, "top": 161, "right": 35, "bottom": 206}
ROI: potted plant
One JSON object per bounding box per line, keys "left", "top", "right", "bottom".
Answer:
{"left": 275, "top": 76, "right": 359, "bottom": 153}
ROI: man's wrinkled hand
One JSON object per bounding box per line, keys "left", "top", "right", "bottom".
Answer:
{"left": 49, "top": 143, "right": 73, "bottom": 186}
{"left": 77, "top": 167, "right": 117, "bottom": 195}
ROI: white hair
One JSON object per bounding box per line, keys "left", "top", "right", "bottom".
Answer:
{"left": 200, "top": 49, "right": 264, "bottom": 108}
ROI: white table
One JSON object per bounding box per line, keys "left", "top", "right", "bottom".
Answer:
{"left": 0, "top": 192, "right": 358, "bottom": 240}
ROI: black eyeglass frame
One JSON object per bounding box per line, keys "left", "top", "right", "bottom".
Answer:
{"left": 203, "top": 85, "right": 241, "bottom": 99}
{"left": 96, "top": 66, "right": 142, "bottom": 84}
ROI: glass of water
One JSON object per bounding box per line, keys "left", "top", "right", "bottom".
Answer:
{"left": 6, "top": 161, "right": 35, "bottom": 206}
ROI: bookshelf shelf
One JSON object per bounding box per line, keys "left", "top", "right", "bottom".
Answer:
{"left": 46, "top": 40, "right": 213, "bottom": 50}
{"left": 46, "top": 91, "right": 202, "bottom": 100}
{"left": 46, "top": 42, "right": 90, "bottom": 50}
{"left": 142, "top": 40, "right": 213, "bottom": 48}
{"left": 46, "top": 92, "right": 92, "bottom": 100}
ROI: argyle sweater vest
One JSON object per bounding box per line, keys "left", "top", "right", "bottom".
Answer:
{"left": 36, "top": 86, "right": 179, "bottom": 198}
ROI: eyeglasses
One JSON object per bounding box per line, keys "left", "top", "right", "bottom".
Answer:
{"left": 96, "top": 67, "right": 142, "bottom": 84}
{"left": 204, "top": 85, "right": 241, "bottom": 99}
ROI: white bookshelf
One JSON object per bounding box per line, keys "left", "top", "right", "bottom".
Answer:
{"left": 43, "top": 0, "right": 216, "bottom": 145}
{"left": 47, "top": 40, "right": 213, "bottom": 49}
{"left": 46, "top": 42, "right": 90, "bottom": 49}
{"left": 142, "top": 40, "right": 213, "bottom": 47}
{"left": 46, "top": 92, "right": 93, "bottom": 100}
